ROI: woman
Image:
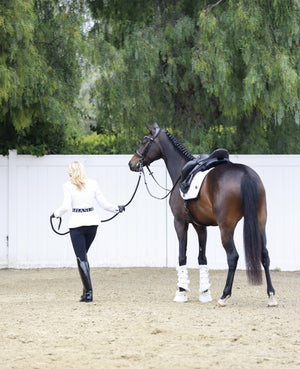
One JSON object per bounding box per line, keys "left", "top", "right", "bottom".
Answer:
{"left": 52, "top": 161, "right": 125, "bottom": 303}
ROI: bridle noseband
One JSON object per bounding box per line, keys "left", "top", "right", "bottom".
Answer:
{"left": 135, "top": 127, "right": 161, "bottom": 167}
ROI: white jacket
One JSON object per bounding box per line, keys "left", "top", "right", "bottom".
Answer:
{"left": 54, "top": 179, "right": 119, "bottom": 228}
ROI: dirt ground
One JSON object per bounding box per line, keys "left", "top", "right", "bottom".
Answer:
{"left": 0, "top": 267, "right": 299, "bottom": 369}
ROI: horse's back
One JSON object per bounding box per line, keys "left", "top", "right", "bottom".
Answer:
{"left": 196, "top": 162, "right": 266, "bottom": 226}
{"left": 207, "top": 162, "right": 265, "bottom": 193}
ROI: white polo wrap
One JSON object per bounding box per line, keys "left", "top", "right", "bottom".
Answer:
{"left": 199, "top": 265, "right": 211, "bottom": 293}
{"left": 176, "top": 265, "right": 190, "bottom": 291}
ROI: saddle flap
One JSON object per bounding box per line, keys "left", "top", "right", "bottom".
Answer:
{"left": 180, "top": 148, "right": 229, "bottom": 194}
{"left": 180, "top": 169, "right": 212, "bottom": 200}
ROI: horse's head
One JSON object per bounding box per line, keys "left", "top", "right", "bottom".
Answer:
{"left": 129, "top": 123, "right": 163, "bottom": 172}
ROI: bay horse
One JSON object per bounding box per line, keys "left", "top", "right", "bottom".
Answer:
{"left": 129, "top": 123, "right": 278, "bottom": 307}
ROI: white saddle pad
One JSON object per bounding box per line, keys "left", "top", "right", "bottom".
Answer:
{"left": 180, "top": 168, "right": 212, "bottom": 200}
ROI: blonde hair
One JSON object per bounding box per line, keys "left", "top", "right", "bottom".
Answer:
{"left": 68, "top": 161, "right": 87, "bottom": 190}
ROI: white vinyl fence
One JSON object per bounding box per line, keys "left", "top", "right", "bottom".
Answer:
{"left": 0, "top": 151, "right": 299, "bottom": 270}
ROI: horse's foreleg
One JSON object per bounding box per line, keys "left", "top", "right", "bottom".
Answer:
{"left": 261, "top": 229, "right": 278, "bottom": 307}
{"left": 195, "top": 224, "right": 207, "bottom": 266}
{"left": 173, "top": 219, "right": 190, "bottom": 302}
{"left": 176, "top": 219, "right": 188, "bottom": 267}
{"left": 193, "top": 224, "right": 212, "bottom": 303}
{"left": 218, "top": 232, "right": 239, "bottom": 306}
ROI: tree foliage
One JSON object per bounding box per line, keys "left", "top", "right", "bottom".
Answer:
{"left": 0, "top": 0, "right": 299, "bottom": 155}
{"left": 87, "top": 0, "right": 299, "bottom": 154}
{"left": 193, "top": 0, "right": 300, "bottom": 153}
{"left": 0, "top": 0, "right": 86, "bottom": 155}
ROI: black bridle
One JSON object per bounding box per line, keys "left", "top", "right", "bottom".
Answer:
{"left": 134, "top": 126, "right": 161, "bottom": 168}
{"left": 135, "top": 127, "right": 180, "bottom": 200}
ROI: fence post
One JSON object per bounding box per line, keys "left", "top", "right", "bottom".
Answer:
{"left": 0, "top": 154, "right": 8, "bottom": 268}
{"left": 8, "top": 150, "right": 18, "bottom": 267}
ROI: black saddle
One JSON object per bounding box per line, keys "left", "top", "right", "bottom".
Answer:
{"left": 180, "top": 148, "right": 230, "bottom": 194}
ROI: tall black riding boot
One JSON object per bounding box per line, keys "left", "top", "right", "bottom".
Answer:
{"left": 76, "top": 257, "right": 93, "bottom": 303}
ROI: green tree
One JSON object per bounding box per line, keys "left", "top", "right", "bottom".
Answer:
{"left": 193, "top": 0, "right": 300, "bottom": 153}
{"left": 1, "top": 1, "right": 298, "bottom": 155}
{"left": 87, "top": 0, "right": 299, "bottom": 154}
{"left": 0, "top": 0, "right": 87, "bottom": 155}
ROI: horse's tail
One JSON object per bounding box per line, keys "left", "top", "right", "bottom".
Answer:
{"left": 241, "top": 173, "right": 263, "bottom": 285}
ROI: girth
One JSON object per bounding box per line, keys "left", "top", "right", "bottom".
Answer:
{"left": 184, "top": 200, "right": 203, "bottom": 227}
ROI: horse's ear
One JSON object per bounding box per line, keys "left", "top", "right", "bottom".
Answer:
{"left": 145, "top": 123, "right": 154, "bottom": 134}
{"left": 154, "top": 122, "right": 160, "bottom": 129}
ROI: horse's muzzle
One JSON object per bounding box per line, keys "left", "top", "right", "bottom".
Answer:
{"left": 128, "top": 157, "right": 142, "bottom": 172}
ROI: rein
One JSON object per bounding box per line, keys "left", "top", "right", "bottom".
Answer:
{"left": 141, "top": 166, "right": 180, "bottom": 200}
{"left": 50, "top": 172, "right": 142, "bottom": 236}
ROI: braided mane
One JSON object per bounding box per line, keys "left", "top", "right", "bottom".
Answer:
{"left": 164, "top": 130, "right": 195, "bottom": 161}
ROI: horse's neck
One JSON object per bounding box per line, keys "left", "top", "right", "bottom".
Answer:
{"left": 161, "top": 143, "right": 189, "bottom": 184}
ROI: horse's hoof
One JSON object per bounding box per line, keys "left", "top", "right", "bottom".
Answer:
{"left": 173, "top": 290, "right": 188, "bottom": 303}
{"left": 199, "top": 290, "right": 212, "bottom": 303}
{"left": 267, "top": 293, "right": 278, "bottom": 307}
{"left": 217, "top": 296, "right": 230, "bottom": 307}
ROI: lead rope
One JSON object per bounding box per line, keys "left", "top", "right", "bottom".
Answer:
{"left": 50, "top": 172, "right": 142, "bottom": 235}
{"left": 50, "top": 215, "right": 70, "bottom": 236}
{"left": 101, "top": 172, "right": 142, "bottom": 223}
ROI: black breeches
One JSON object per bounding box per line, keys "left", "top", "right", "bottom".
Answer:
{"left": 69, "top": 226, "right": 98, "bottom": 261}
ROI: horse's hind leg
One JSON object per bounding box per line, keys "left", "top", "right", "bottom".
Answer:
{"left": 218, "top": 229, "right": 239, "bottom": 306}
{"left": 193, "top": 224, "right": 212, "bottom": 303}
{"left": 260, "top": 228, "right": 278, "bottom": 306}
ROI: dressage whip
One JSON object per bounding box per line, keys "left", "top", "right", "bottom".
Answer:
{"left": 50, "top": 172, "right": 142, "bottom": 235}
